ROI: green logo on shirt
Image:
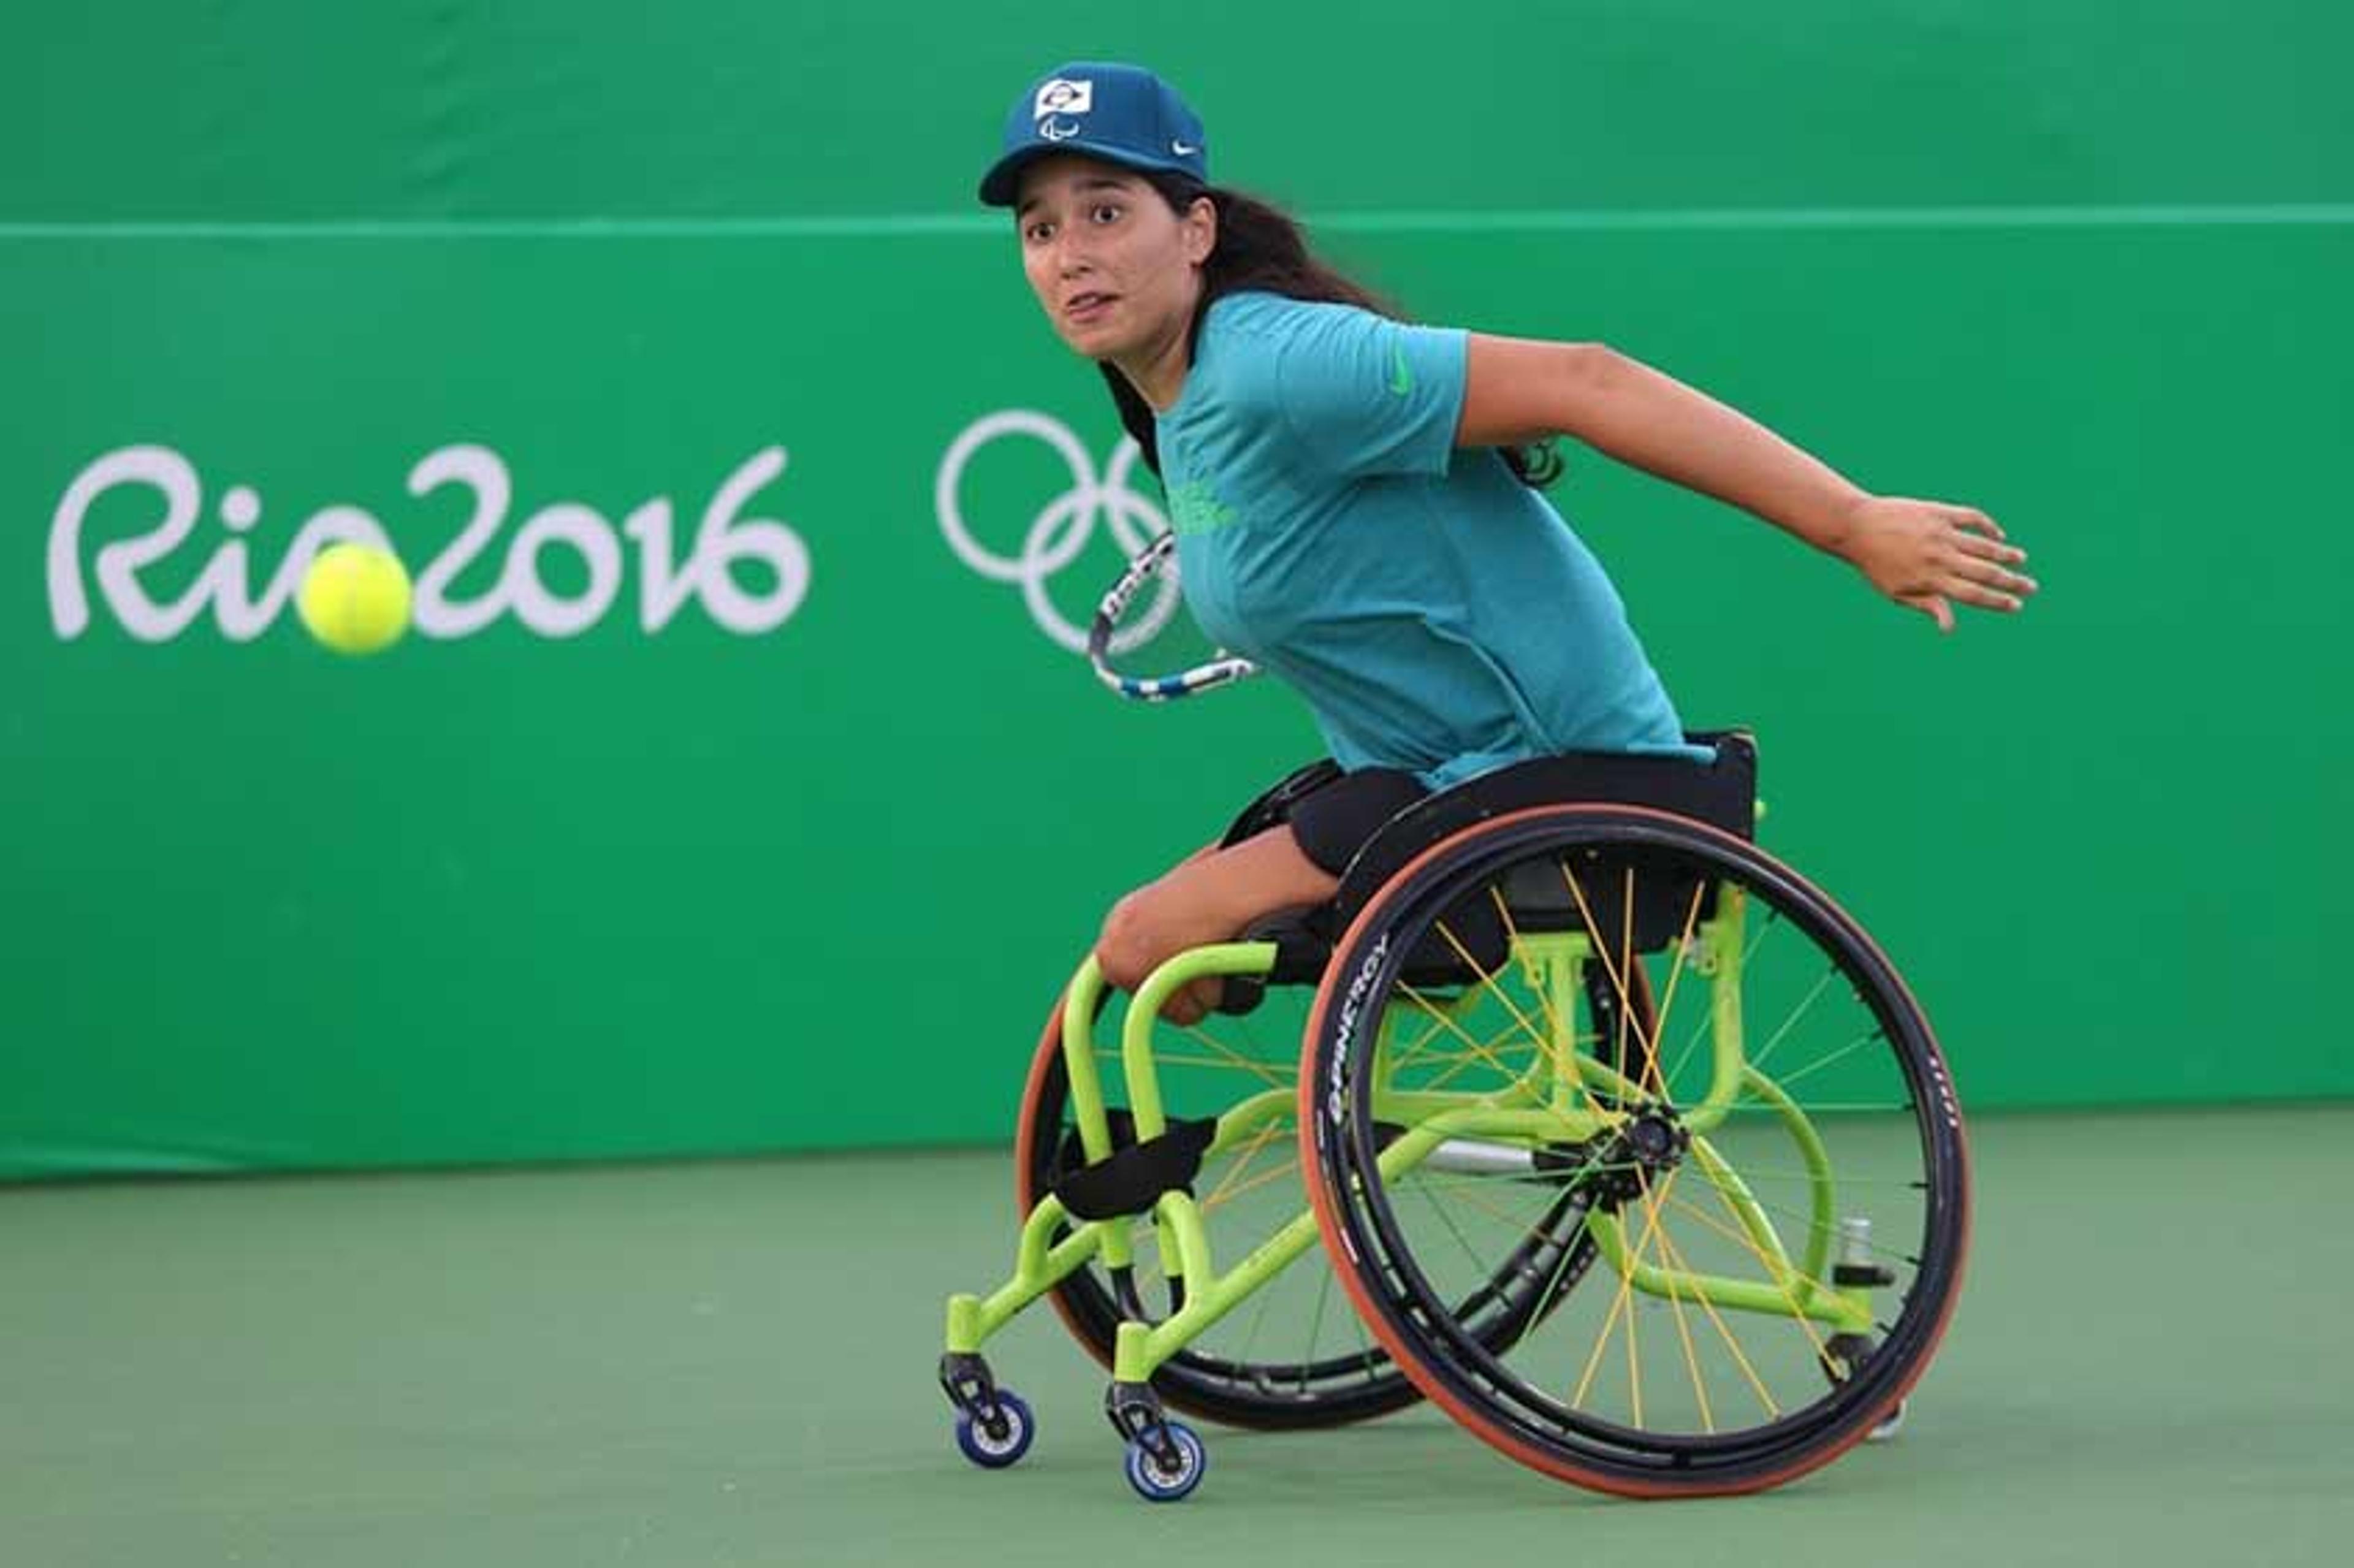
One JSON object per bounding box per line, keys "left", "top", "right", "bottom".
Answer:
{"left": 1167, "top": 479, "right": 1238, "bottom": 536}
{"left": 1388, "top": 343, "right": 1414, "bottom": 397}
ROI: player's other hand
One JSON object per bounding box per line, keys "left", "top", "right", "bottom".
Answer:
{"left": 1834, "top": 495, "right": 2037, "bottom": 633}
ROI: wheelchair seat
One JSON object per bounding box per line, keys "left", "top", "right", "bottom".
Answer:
{"left": 1331, "top": 729, "right": 1756, "bottom": 919}
{"left": 1222, "top": 731, "right": 1759, "bottom": 1006}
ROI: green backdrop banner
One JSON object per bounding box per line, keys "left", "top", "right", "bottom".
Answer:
{"left": 4, "top": 4, "right": 2349, "bottom": 1177}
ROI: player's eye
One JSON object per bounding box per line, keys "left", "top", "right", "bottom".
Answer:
{"left": 1023, "top": 220, "right": 1054, "bottom": 244}
{"left": 1090, "top": 203, "right": 1123, "bottom": 224}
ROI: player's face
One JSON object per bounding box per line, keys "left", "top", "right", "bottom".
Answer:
{"left": 1014, "top": 156, "right": 1214, "bottom": 365}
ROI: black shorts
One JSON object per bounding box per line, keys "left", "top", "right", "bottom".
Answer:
{"left": 1284, "top": 767, "right": 1430, "bottom": 878}
{"left": 1248, "top": 737, "right": 1747, "bottom": 888}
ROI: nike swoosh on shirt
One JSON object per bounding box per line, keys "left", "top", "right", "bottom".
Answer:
{"left": 1388, "top": 343, "right": 1414, "bottom": 396}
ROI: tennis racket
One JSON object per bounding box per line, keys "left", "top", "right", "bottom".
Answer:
{"left": 1087, "top": 530, "right": 1261, "bottom": 702}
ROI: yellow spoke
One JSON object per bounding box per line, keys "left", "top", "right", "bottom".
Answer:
{"left": 1202, "top": 1154, "right": 1304, "bottom": 1214}
{"left": 1664, "top": 1186, "right": 1836, "bottom": 1368}
{"left": 1096, "top": 1046, "right": 1290, "bottom": 1083}
{"left": 1648, "top": 1201, "right": 1774, "bottom": 1421}
{"left": 1389, "top": 1002, "right": 1549, "bottom": 1078}
{"left": 1664, "top": 1163, "right": 1921, "bottom": 1189}
{"left": 1621, "top": 1168, "right": 1680, "bottom": 1429}
{"left": 1387, "top": 1006, "right": 1468, "bottom": 1073}
{"left": 1626, "top": 1262, "right": 1644, "bottom": 1429}
{"left": 1430, "top": 917, "right": 1553, "bottom": 1060}
{"left": 1615, "top": 1162, "right": 1699, "bottom": 1431}
{"left": 1560, "top": 860, "right": 1663, "bottom": 1071}
{"left": 1773, "top": 1029, "right": 1883, "bottom": 1090}
{"left": 1407, "top": 1168, "right": 1551, "bottom": 1233}
{"left": 1642, "top": 880, "right": 1710, "bottom": 1105}
{"left": 1412, "top": 1017, "right": 1553, "bottom": 1094}
{"left": 1620, "top": 866, "right": 1641, "bottom": 1099}
{"left": 1398, "top": 981, "right": 1544, "bottom": 1088}
{"left": 1684, "top": 1181, "right": 1926, "bottom": 1285}
{"left": 1667, "top": 904, "right": 1777, "bottom": 1089}
{"left": 1571, "top": 1258, "right": 1634, "bottom": 1411}
{"left": 1200, "top": 1120, "right": 1285, "bottom": 1209}
{"left": 1487, "top": 883, "right": 1566, "bottom": 1049}
{"left": 1573, "top": 1160, "right": 1674, "bottom": 1418}
{"left": 1176, "top": 1024, "right": 1296, "bottom": 1087}
{"left": 1406, "top": 1160, "right": 1640, "bottom": 1200}
{"left": 1658, "top": 1187, "right": 1811, "bottom": 1280}
{"left": 1400, "top": 1037, "right": 1538, "bottom": 1073}
{"left": 1627, "top": 1165, "right": 1710, "bottom": 1433}
{"left": 1746, "top": 967, "right": 1841, "bottom": 1076}
{"left": 1523, "top": 1194, "right": 1607, "bottom": 1341}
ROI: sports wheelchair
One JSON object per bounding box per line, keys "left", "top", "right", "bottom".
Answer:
{"left": 940, "top": 733, "right": 1969, "bottom": 1500}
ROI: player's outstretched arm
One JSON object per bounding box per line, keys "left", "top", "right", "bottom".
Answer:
{"left": 1457, "top": 333, "right": 2038, "bottom": 632}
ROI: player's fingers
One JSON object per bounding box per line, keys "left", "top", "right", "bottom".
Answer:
{"left": 1945, "top": 574, "right": 2027, "bottom": 613}
{"left": 1949, "top": 551, "right": 2038, "bottom": 598}
{"left": 1945, "top": 504, "right": 2004, "bottom": 540}
{"left": 1901, "top": 592, "right": 1957, "bottom": 633}
{"left": 1953, "top": 530, "right": 2031, "bottom": 568}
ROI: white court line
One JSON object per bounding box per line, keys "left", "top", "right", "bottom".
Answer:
{"left": 1, "top": 204, "right": 2352, "bottom": 241}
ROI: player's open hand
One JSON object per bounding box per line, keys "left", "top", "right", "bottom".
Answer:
{"left": 1836, "top": 495, "right": 2036, "bottom": 633}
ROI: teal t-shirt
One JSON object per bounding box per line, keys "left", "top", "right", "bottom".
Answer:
{"left": 1157, "top": 291, "right": 1703, "bottom": 789}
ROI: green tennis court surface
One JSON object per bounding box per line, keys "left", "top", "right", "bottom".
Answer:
{"left": 6, "top": 1105, "right": 2345, "bottom": 1567}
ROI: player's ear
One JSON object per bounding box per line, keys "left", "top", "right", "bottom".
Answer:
{"left": 1183, "top": 194, "right": 1217, "bottom": 268}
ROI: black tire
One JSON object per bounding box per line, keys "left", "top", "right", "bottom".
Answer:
{"left": 1300, "top": 804, "right": 1970, "bottom": 1496}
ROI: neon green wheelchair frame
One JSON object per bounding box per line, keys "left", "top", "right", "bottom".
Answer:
{"left": 945, "top": 880, "right": 1881, "bottom": 1387}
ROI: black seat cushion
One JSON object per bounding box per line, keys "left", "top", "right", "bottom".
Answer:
{"left": 1213, "top": 733, "right": 1758, "bottom": 1001}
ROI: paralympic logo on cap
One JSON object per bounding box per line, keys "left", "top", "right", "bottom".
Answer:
{"left": 934, "top": 409, "right": 1181, "bottom": 655}
{"left": 1034, "top": 78, "right": 1094, "bottom": 118}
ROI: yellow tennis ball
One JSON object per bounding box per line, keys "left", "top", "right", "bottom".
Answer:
{"left": 297, "top": 542, "right": 412, "bottom": 655}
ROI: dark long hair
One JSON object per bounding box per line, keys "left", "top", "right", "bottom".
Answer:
{"left": 1100, "top": 172, "right": 1561, "bottom": 489}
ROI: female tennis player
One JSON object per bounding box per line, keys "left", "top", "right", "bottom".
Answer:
{"left": 980, "top": 62, "right": 2036, "bottom": 1024}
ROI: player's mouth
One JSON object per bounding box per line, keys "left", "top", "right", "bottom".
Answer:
{"left": 1064, "top": 291, "right": 1119, "bottom": 327}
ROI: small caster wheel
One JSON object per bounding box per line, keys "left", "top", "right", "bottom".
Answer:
{"left": 955, "top": 1390, "right": 1035, "bottom": 1470}
{"left": 1122, "top": 1420, "right": 1206, "bottom": 1502}
{"left": 1866, "top": 1399, "right": 1906, "bottom": 1443}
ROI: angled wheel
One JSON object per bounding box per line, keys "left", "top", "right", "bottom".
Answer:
{"left": 1300, "top": 804, "right": 1970, "bottom": 1496}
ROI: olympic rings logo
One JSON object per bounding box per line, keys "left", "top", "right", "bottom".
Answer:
{"left": 935, "top": 409, "right": 1184, "bottom": 655}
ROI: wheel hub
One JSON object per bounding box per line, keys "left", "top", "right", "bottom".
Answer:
{"left": 1583, "top": 1107, "right": 1689, "bottom": 1207}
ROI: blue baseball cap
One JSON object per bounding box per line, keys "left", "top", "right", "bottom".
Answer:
{"left": 978, "top": 61, "right": 1208, "bottom": 207}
